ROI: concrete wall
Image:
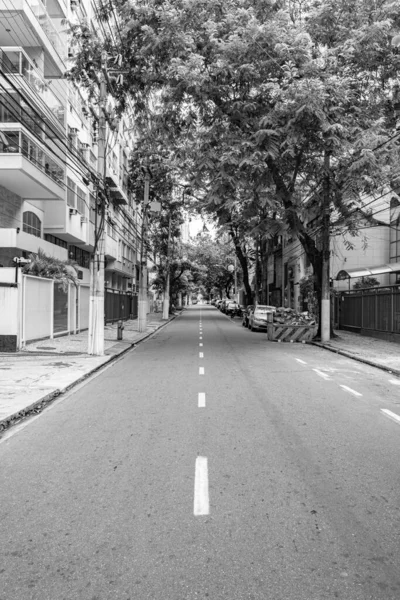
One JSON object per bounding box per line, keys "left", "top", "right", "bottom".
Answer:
{"left": 79, "top": 284, "right": 90, "bottom": 330}
{"left": 0, "top": 185, "right": 23, "bottom": 228}
{"left": 23, "top": 275, "right": 53, "bottom": 342}
{"left": 0, "top": 268, "right": 19, "bottom": 351}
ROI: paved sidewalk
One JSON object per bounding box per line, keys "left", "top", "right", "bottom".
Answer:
{"left": 0, "top": 311, "right": 179, "bottom": 431}
{"left": 313, "top": 330, "right": 400, "bottom": 375}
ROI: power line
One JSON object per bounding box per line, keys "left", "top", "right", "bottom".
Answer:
{"left": 0, "top": 66, "right": 96, "bottom": 185}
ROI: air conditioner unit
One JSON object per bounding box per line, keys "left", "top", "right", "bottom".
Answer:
{"left": 69, "top": 127, "right": 79, "bottom": 135}
{"left": 81, "top": 216, "right": 88, "bottom": 223}
{"left": 69, "top": 208, "right": 78, "bottom": 215}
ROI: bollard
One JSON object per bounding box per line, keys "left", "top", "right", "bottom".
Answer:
{"left": 117, "top": 320, "right": 124, "bottom": 340}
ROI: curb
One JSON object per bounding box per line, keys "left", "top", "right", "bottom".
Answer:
{"left": 311, "top": 341, "right": 400, "bottom": 378}
{"left": 0, "top": 314, "right": 180, "bottom": 434}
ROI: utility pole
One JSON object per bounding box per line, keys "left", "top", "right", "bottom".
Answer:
{"left": 320, "top": 149, "right": 331, "bottom": 342}
{"left": 162, "top": 211, "right": 172, "bottom": 319}
{"left": 88, "top": 51, "right": 108, "bottom": 355}
{"left": 254, "top": 238, "right": 259, "bottom": 305}
{"left": 138, "top": 172, "right": 150, "bottom": 332}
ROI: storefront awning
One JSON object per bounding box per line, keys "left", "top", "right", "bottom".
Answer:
{"left": 336, "top": 262, "right": 400, "bottom": 280}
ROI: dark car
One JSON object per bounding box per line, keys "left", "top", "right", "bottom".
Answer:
{"left": 242, "top": 305, "right": 254, "bottom": 328}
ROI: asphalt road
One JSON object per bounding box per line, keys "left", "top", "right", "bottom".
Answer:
{"left": 1, "top": 306, "right": 400, "bottom": 600}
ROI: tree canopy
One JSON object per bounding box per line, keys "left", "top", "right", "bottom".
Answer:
{"left": 68, "top": 0, "right": 400, "bottom": 311}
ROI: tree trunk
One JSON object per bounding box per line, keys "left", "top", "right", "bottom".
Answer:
{"left": 228, "top": 225, "right": 252, "bottom": 305}
{"left": 260, "top": 237, "right": 269, "bottom": 304}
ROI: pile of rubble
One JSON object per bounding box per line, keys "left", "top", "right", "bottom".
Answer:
{"left": 272, "top": 307, "right": 317, "bottom": 326}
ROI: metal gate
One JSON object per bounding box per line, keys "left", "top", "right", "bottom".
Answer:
{"left": 105, "top": 289, "right": 137, "bottom": 323}
{"left": 339, "top": 286, "right": 400, "bottom": 335}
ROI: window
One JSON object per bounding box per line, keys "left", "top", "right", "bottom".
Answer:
{"left": 44, "top": 234, "right": 68, "bottom": 249}
{"left": 76, "top": 185, "right": 86, "bottom": 216}
{"left": 67, "top": 177, "right": 76, "bottom": 208}
{"left": 89, "top": 193, "right": 96, "bottom": 224}
{"left": 68, "top": 245, "right": 90, "bottom": 269}
{"left": 23, "top": 211, "right": 41, "bottom": 237}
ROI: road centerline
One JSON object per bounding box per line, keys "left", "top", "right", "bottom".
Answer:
{"left": 313, "top": 369, "right": 331, "bottom": 380}
{"left": 296, "top": 358, "right": 307, "bottom": 365}
{"left": 340, "top": 385, "right": 362, "bottom": 397}
{"left": 198, "top": 392, "right": 206, "bottom": 408}
{"left": 194, "top": 456, "right": 209, "bottom": 516}
{"left": 381, "top": 409, "right": 400, "bottom": 424}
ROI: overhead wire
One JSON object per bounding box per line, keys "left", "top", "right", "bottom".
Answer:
{"left": 0, "top": 0, "right": 141, "bottom": 261}
{"left": 0, "top": 66, "right": 97, "bottom": 187}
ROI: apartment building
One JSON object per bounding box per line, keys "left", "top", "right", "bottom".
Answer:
{"left": 264, "top": 191, "right": 400, "bottom": 313}
{"left": 0, "top": 0, "right": 140, "bottom": 347}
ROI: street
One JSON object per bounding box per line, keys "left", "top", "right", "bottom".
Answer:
{"left": 1, "top": 305, "right": 400, "bottom": 600}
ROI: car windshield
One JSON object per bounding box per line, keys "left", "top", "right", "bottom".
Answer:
{"left": 255, "top": 306, "right": 274, "bottom": 314}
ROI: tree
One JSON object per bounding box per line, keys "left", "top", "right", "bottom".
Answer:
{"left": 186, "top": 233, "right": 239, "bottom": 300}
{"left": 68, "top": 0, "right": 400, "bottom": 333}
{"left": 23, "top": 249, "right": 78, "bottom": 292}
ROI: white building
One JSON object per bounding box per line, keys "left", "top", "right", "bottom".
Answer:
{"left": 0, "top": 0, "right": 140, "bottom": 350}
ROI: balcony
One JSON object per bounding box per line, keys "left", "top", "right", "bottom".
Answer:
{"left": 0, "top": 48, "right": 66, "bottom": 131}
{"left": 0, "top": 0, "right": 66, "bottom": 77}
{"left": 106, "top": 160, "right": 128, "bottom": 206}
{"left": 0, "top": 124, "right": 65, "bottom": 199}
{"left": 104, "top": 232, "right": 118, "bottom": 260}
{"left": 43, "top": 203, "right": 89, "bottom": 245}
{"left": 0, "top": 228, "right": 68, "bottom": 261}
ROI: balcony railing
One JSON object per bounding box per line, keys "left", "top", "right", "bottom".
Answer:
{"left": 0, "top": 48, "right": 65, "bottom": 127}
{"left": 27, "top": 0, "right": 65, "bottom": 62}
{"left": 0, "top": 126, "right": 65, "bottom": 188}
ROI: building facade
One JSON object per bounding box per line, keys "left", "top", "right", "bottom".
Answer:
{"left": 0, "top": 0, "right": 141, "bottom": 347}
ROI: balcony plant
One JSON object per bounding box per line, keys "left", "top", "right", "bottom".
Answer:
{"left": 22, "top": 249, "right": 78, "bottom": 292}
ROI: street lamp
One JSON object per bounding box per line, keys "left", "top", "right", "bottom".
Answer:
{"left": 227, "top": 260, "right": 238, "bottom": 300}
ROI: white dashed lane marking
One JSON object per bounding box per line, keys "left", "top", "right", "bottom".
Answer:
{"left": 199, "top": 367, "right": 204, "bottom": 375}
{"left": 381, "top": 409, "right": 400, "bottom": 424}
{"left": 296, "top": 358, "right": 307, "bottom": 365}
{"left": 199, "top": 352, "right": 204, "bottom": 358}
{"left": 340, "top": 385, "right": 362, "bottom": 398}
{"left": 199, "top": 343, "right": 203, "bottom": 347}
{"left": 198, "top": 392, "right": 206, "bottom": 408}
{"left": 389, "top": 379, "right": 400, "bottom": 386}
{"left": 194, "top": 456, "right": 209, "bottom": 516}
{"left": 313, "top": 369, "right": 331, "bottom": 380}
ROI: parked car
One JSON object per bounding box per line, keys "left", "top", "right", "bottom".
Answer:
{"left": 225, "top": 300, "right": 239, "bottom": 317}
{"left": 248, "top": 305, "right": 276, "bottom": 331}
{"left": 237, "top": 304, "right": 245, "bottom": 318}
{"left": 216, "top": 299, "right": 223, "bottom": 309}
{"left": 210, "top": 299, "right": 217, "bottom": 306}
{"left": 220, "top": 299, "right": 231, "bottom": 313}
{"left": 242, "top": 305, "right": 254, "bottom": 327}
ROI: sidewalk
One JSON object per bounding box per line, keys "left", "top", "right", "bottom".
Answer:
{"left": 313, "top": 330, "right": 400, "bottom": 376}
{"left": 0, "top": 311, "right": 180, "bottom": 432}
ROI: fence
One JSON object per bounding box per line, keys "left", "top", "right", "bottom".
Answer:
{"left": 105, "top": 289, "right": 138, "bottom": 323}
{"left": 339, "top": 285, "right": 400, "bottom": 341}
{"left": 0, "top": 268, "right": 92, "bottom": 351}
